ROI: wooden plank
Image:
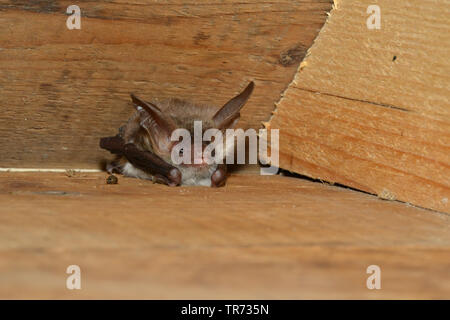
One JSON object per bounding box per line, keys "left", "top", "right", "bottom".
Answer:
{"left": 0, "top": 0, "right": 332, "bottom": 168}
{"left": 0, "top": 172, "right": 449, "bottom": 298}
{"left": 265, "top": 0, "right": 450, "bottom": 213}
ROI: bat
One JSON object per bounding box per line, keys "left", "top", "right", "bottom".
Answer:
{"left": 99, "top": 81, "right": 254, "bottom": 187}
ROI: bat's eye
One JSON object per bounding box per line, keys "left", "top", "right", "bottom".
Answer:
{"left": 179, "top": 149, "right": 184, "bottom": 157}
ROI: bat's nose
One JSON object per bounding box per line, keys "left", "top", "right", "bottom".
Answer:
{"left": 183, "top": 143, "right": 211, "bottom": 167}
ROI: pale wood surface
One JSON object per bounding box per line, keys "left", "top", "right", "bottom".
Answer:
{"left": 0, "top": 0, "right": 332, "bottom": 168}
{"left": 266, "top": 0, "right": 450, "bottom": 213}
{"left": 0, "top": 172, "right": 448, "bottom": 299}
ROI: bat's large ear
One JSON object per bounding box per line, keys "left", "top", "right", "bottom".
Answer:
{"left": 212, "top": 81, "right": 254, "bottom": 129}
{"left": 130, "top": 94, "right": 177, "bottom": 154}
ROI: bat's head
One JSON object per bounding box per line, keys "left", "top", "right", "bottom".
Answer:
{"left": 130, "top": 82, "right": 254, "bottom": 185}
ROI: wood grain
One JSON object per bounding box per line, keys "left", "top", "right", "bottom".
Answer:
{"left": 0, "top": 172, "right": 449, "bottom": 299}
{"left": 0, "top": 0, "right": 332, "bottom": 168}
{"left": 266, "top": 0, "right": 450, "bottom": 213}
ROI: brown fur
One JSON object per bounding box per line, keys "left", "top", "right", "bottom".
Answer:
{"left": 103, "top": 82, "right": 254, "bottom": 186}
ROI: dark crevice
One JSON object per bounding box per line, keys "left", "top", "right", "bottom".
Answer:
{"left": 276, "top": 168, "right": 449, "bottom": 217}
{"left": 278, "top": 168, "right": 374, "bottom": 195}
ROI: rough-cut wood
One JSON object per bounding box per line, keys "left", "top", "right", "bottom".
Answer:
{"left": 0, "top": 0, "right": 332, "bottom": 169}
{"left": 0, "top": 172, "right": 449, "bottom": 299}
{"left": 266, "top": 0, "right": 450, "bottom": 213}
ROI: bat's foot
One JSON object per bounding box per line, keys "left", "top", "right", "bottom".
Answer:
{"left": 168, "top": 168, "right": 182, "bottom": 186}
{"left": 152, "top": 168, "right": 181, "bottom": 187}
{"left": 211, "top": 166, "right": 227, "bottom": 187}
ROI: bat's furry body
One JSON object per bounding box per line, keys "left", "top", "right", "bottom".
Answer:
{"left": 100, "top": 82, "right": 254, "bottom": 187}
{"left": 116, "top": 98, "right": 218, "bottom": 186}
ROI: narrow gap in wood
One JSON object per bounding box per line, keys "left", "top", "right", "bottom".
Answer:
{"left": 279, "top": 169, "right": 448, "bottom": 216}
{"left": 295, "top": 87, "right": 411, "bottom": 112}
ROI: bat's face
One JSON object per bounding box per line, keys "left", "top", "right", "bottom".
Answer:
{"left": 166, "top": 140, "right": 219, "bottom": 186}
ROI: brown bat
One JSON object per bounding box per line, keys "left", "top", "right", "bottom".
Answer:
{"left": 100, "top": 82, "right": 254, "bottom": 187}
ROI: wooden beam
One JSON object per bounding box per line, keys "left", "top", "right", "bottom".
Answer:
{"left": 0, "top": 172, "right": 448, "bottom": 298}
{"left": 265, "top": 0, "right": 450, "bottom": 213}
{"left": 0, "top": 0, "right": 332, "bottom": 168}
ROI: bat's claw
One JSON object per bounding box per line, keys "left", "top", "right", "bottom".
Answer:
{"left": 152, "top": 168, "right": 181, "bottom": 187}
{"left": 168, "top": 168, "right": 182, "bottom": 186}
{"left": 211, "top": 166, "right": 227, "bottom": 187}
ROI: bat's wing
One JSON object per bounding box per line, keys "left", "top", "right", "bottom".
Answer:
{"left": 100, "top": 135, "right": 181, "bottom": 186}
